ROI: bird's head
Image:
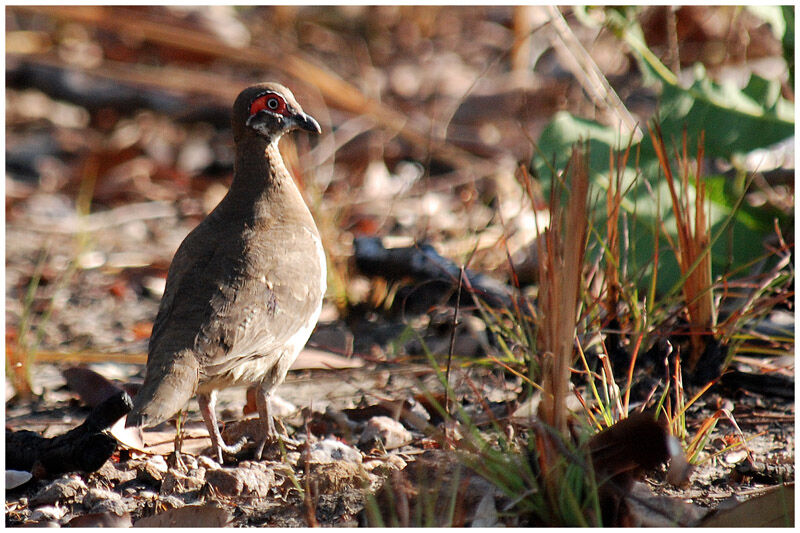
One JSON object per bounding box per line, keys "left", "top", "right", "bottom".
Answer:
{"left": 233, "top": 82, "right": 321, "bottom": 143}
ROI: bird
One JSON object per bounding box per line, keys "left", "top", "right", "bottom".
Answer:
{"left": 126, "top": 82, "right": 326, "bottom": 463}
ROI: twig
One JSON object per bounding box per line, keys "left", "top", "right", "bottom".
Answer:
{"left": 545, "top": 6, "right": 642, "bottom": 142}
{"left": 444, "top": 267, "right": 465, "bottom": 426}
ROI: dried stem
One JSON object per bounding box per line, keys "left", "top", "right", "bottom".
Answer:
{"left": 537, "top": 144, "right": 589, "bottom": 436}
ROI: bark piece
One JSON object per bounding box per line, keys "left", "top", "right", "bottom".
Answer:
{"left": 353, "top": 237, "right": 516, "bottom": 311}
{"left": 6, "top": 391, "right": 132, "bottom": 475}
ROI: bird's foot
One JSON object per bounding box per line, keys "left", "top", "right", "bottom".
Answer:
{"left": 213, "top": 436, "right": 248, "bottom": 464}
{"left": 254, "top": 433, "right": 301, "bottom": 460}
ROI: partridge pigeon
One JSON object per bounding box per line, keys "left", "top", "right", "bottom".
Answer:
{"left": 126, "top": 83, "right": 326, "bottom": 462}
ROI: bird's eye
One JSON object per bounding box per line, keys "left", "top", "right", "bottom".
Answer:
{"left": 250, "top": 93, "right": 287, "bottom": 116}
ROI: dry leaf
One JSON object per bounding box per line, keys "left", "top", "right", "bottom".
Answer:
{"left": 68, "top": 511, "right": 133, "bottom": 527}
{"left": 700, "top": 484, "right": 794, "bottom": 528}
{"left": 109, "top": 417, "right": 146, "bottom": 452}
{"left": 62, "top": 366, "right": 124, "bottom": 407}
{"left": 6, "top": 470, "right": 33, "bottom": 490}
{"left": 291, "top": 348, "right": 364, "bottom": 370}
{"left": 133, "top": 503, "right": 231, "bottom": 527}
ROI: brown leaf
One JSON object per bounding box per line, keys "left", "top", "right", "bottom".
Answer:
{"left": 291, "top": 348, "right": 364, "bottom": 370}
{"left": 137, "top": 426, "right": 211, "bottom": 456}
{"left": 700, "top": 484, "right": 794, "bottom": 527}
{"left": 68, "top": 511, "right": 133, "bottom": 527}
{"left": 588, "top": 412, "right": 686, "bottom": 526}
{"left": 133, "top": 503, "right": 231, "bottom": 527}
{"left": 109, "top": 417, "right": 146, "bottom": 451}
{"left": 62, "top": 366, "right": 124, "bottom": 408}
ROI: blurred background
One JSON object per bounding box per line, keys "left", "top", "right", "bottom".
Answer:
{"left": 6, "top": 6, "right": 794, "bottom": 394}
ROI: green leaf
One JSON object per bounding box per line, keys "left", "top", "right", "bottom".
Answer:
{"left": 653, "top": 68, "right": 794, "bottom": 160}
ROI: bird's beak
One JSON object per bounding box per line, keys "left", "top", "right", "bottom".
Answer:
{"left": 294, "top": 112, "right": 321, "bottom": 134}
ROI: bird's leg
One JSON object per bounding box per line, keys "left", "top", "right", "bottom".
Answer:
{"left": 167, "top": 409, "right": 188, "bottom": 472}
{"left": 253, "top": 387, "right": 300, "bottom": 459}
{"left": 197, "top": 391, "right": 246, "bottom": 463}
{"left": 253, "top": 387, "right": 276, "bottom": 459}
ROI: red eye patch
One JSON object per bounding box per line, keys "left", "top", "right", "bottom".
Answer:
{"left": 249, "top": 93, "right": 288, "bottom": 116}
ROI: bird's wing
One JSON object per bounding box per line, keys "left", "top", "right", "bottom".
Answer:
{"left": 146, "top": 218, "right": 232, "bottom": 362}
{"left": 149, "top": 219, "right": 324, "bottom": 381}
{"left": 198, "top": 227, "right": 325, "bottom": 378}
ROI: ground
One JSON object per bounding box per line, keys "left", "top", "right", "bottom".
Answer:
{"left": 5, "top": 5, "right": 795, "bottom": 527}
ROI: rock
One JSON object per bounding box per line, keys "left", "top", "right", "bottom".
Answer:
{"left": 159, "top": 467, "right": 206, "bottom": 495}
{"left": 363, "top": 454, "right": 408, "bottom": 476}
{"left": 6, "top": 470, "right": 33, "bottom": 490}
{"left": 136, "top": 455, "right": 169, "bottom": 484}
{"left": 30, "top": 475, "right": 87, "bottom": 506}
{"left": 30, "top": 504, "right": 67, "bottom": 522}
{"left": 95, "top": 460, "right": 137, "bottom": 485}
{"left": 204, "top": 461, "right": 275, "bottom": 497}
{"left": 307, "top": 462, "right": 369, "bottom": 494}
{"left": 88, "top": 498, "right": 129, "bottom": 516}
{"left": 196, "top": 456, "right": 221, "bottom": 470}
{"left": 359, "top": 416, "right": 413, "bottom": 450}
{"left": 315, "top": 489, "right": 365, "bottom": 526}
{"left": 158, "top": 494, "right": 186, "bottom": 511}
{"left": 83, "top": 487, "right": 127, "bottom": 515}
{"left": 307, "top": 438, "right": 362, "bottom": 464}
{"left": 83, "top": 487, "right": 120, "bottom": 507}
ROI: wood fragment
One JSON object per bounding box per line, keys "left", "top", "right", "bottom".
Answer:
{"left": 6, "top": 391, "right": 132, "bottom": 475}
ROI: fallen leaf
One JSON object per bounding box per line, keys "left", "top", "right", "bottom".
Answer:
{"left": 700, "top": 484, "right": 794, "bottom": 527}
{"left": 291, "top": 348, "right": 364, "bottom": 370}
{"left": 625, "top": 481, "right": 708, "bottom": 526}
{"left": 109, "top": 417, "right": 146, "bottom": 451}
{"left": 6, "top": 470, "right": 33, "bottom": 490}
{"left": 133, "top": 503, "right": 231, "bottom": 527}
{"left": 470, "top": 491, "right": 500, "bottom": 527}
{"left": 62, "top": 366, "right": 125, "bottom": 408}
{"left": 68, "top": 511, "right": 133, "bottom": 527}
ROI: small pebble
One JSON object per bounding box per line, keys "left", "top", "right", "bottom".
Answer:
{"left": 30, "top": 505, "right": 66, "bottom": 522}
{"left": 307, "top": 438, "right": 362, "bottom": 464}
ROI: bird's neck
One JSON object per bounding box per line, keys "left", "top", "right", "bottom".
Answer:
{"left": 230, "top": 136, "right": 284, "bottom": 196}
{"left": 220, "top": 136, "right": 308, "bottom": 226}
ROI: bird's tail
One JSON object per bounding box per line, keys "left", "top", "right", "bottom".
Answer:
{"left": 126, "top": 351, "right": 200, "bottom": 428}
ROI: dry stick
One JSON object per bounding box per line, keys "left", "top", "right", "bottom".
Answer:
{"left": 15, "top": 5, "right": 494, "bottom": 177}
{"left": 665, "top": 6, "right": 681, "bottom": 75}
{"left": 545, "top": 6, "right": 642, "bottom": 142}
{"left": 444, "top": 267, "right": 465, "bottom": 446}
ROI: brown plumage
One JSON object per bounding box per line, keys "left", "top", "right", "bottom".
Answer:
{"left": 126, "top": 83, "right": 325, "bottom": 462}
